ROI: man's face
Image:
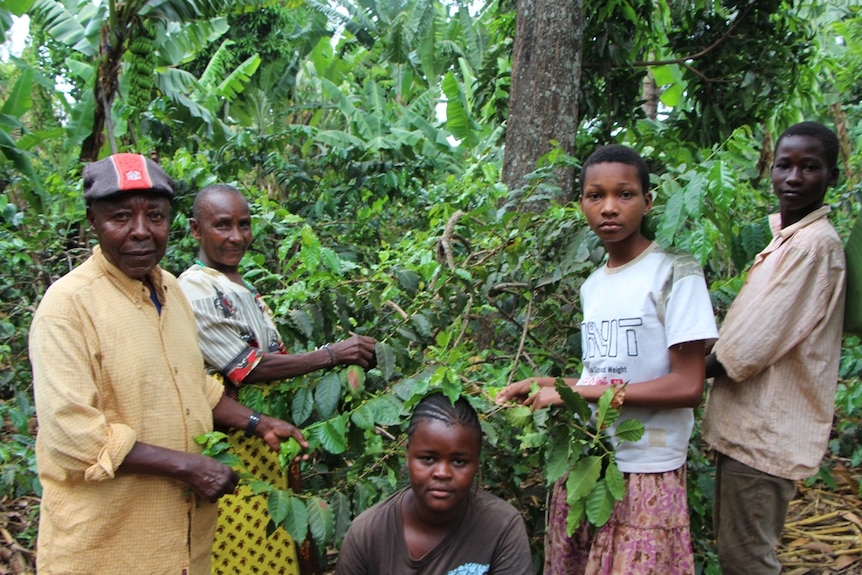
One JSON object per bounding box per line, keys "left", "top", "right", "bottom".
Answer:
{"left": 771, "top": 134, "right": 838, "bottom": 224}
{"left": 87, "top": 194, "right": 171, "bottom": 281}
{"left": 190, "top": 191, "right": 253, "bottom": 273}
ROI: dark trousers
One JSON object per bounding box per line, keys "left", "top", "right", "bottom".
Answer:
{"left": 714, "top": 453, "right": 796, "bottom": 575}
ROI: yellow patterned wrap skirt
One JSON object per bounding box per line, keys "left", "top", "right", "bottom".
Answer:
{"left": 212, "top": 430, "right": 301, "bottom": 575}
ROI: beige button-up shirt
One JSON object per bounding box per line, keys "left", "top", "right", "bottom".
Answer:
{"left": 703, "top": 206, "right": 845, "bottom": 480}
{"left": 30, "top": 246, "right": 225, "bottom": 574}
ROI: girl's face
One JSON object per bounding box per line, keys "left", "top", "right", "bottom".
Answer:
{"left": 579, "top": 161, "right": 651, "bottom": 248}
{"left": 406, "top": 419, "right": 480, "bottom": 522}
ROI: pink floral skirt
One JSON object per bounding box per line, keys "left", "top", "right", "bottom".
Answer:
{"left": 544, "top": 466, "right": 694, "bottom": 575}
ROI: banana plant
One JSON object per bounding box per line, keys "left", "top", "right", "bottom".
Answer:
{"left": 30, "top": 0, "right": 274, "bottom": 160}
{"left": 154, "top": 37, "right": 261, "bottom": 142}
{"left": 294, "top": 0, "right": 495, "bottom": 158}
{"left": 0, "top": 65, "right": 46, "bottom": 210}
{"left": 1, "top": 0, "right": 45, "bottom": 207}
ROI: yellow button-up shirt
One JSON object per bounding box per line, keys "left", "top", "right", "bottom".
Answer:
{"left": 30, "top": 246, "right": 225, "bottom": 574}
{"left": 703, "top": 206, "right": 846, "bottom": 480}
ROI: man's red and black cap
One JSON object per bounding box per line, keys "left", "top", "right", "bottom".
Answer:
{"left": 83, "top": 153, "right": 175, "bottom": 201}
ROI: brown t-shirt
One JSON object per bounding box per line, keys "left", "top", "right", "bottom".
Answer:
{"left": 335, "top": 488, "right": 534, "bottom": 575}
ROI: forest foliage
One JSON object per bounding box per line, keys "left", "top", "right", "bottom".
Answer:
{"left": 2, "top": 0, "right": 862, "bottom": 572}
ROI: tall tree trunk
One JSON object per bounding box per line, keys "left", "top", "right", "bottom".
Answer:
{"left": 642, "top": 65, "right": 659, "bottom": 121}
{"left": 502, "top": 0, "right": 583, "bottom": 203}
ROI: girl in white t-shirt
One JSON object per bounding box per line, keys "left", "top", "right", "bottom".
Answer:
{"left": 496, "top": 145, "right": 717, "bottom": 575}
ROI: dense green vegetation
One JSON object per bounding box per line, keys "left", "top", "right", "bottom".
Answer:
{"left": 2, "top": 1, "right": 862, "bottom": 572}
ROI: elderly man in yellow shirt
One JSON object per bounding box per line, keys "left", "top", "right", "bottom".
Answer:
{"left": 29, "top": 153, "right": 308, "bottom": 575}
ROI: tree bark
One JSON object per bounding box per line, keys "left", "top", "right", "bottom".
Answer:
{"left": 642, "top": 67, "right": 659, "bottom": 121}
{"left": 80, "top": 14, "right": 126, "bottom": 162}
{"left": 502, "top": 0, "right": 584, "bottom": 203}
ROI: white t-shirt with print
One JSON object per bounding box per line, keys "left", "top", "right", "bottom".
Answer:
{"left": 578, "top": 242, "right": 718, "bottom": 473}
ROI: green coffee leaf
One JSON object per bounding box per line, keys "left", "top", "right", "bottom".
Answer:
{"left": 307, "top": 496, "right": 334, "bottom": 547}
{"left": 268, "top": 489, "right": 292, "bottom": 526}
{"left": 314, "top": 417, "right": 348, "bottom": 454}
{"left": 278, "top": 437, "right": 302, "bottom": 468}
{"left": 350, "top": 403, "right": 375, "bottom": 430}
{"left": 376, "top": 341, "right": 396, "bottom": 381}
{"left": 594, "top": 387, "right": 620, "bottom": 433}
{"left": 613, "top": 418, "right": 645, "bottom": 443}
{"left": 366, "top": 395, "right": 403, "bottom": 425}
{"left": 330, "top": 491, "right": 353, "bottom": 542}
{"left": 605, "top": 461, "right": 626, "bottom": 500}
{"left": 566, "top": 455, "right": 602, "bottom": 499}
{"left": 314, "top": 372, "right": 341, "bottom": 419}
{"left": 282, "top": 495, "right": 309, "bottom": 543}
{"left": 585, "top": 479, "right": 615, "bottom": 527}
{"left": 565, "top": 498, "right": 586, "bottom": 536}
{"left": 291, "top": 387, "right": 314, "bottom": 426}
{"left": 288, "top": 309, "right": 314, "bottom": 339}
{"left": 545, "top": 439, "right": 571, "bottom": 485}
{"left": 246, "top": 479, "right": 274, "bottom": 495}
{"left": 555, "top": 379, "right": 591, "bottom": 421}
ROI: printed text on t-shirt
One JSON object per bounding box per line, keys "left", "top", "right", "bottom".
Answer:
{"left": 582, "top": 318, "right": 644, "bottom": 359}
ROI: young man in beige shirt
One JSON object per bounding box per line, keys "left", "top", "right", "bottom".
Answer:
{"left": 703, "top": 122, "right": 846, "bottom": 575}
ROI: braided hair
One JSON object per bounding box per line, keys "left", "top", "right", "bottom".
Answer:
{"left": 407, "top": 393, "right": 482, "bottom": 453}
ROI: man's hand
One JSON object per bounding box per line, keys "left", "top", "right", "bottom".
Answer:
{"left": 330, "top": 334, "right": 377, "bottom": 369}
{"left": 212, "top": 395, "right": 307, "bottom": 462}
{"left": 256, "top": 415, "right": 310, "bottom": 457}
{"left": 182, "top": 453, "right": 240, "bottom": 503}
{"left": 705, "top": 351, "right": 727, "bottom": 379}
{"left": 118, "top": 441, "right": 239, "bottom": 503}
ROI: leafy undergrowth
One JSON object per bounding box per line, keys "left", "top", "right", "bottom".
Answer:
{"left": 0, "top": 495, "right": 37, "bottom": 575}
{"left": 0, "top": 458, "right": 859, "bottom": 575}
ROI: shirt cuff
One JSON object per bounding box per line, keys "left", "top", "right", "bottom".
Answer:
{"left": 225, "top": 348, "right": 264, "bottom": 385}
{"left": 205, "top": 374, "right": 226, "bottom": 409}
{"left": 84, "top": 423, "right": 137, "bottom": 482}
{"left": 714, "top": 345, "right": 749, "bottom": 383}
